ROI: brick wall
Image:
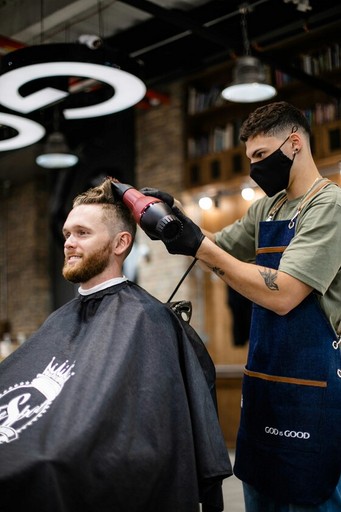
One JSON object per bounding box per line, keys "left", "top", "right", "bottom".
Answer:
{"left": 0, "top": 177, "right": 51, "bottom": 340}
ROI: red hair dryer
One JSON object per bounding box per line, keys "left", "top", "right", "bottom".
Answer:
{"left": 111, "top": 181, "right": 183, "bottom": 242}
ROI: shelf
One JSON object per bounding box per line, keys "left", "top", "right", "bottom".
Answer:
{"left": 184, "top": 119, "right": 341, "bottom": 189}
{"left": 312, "top": 119, "right": 341, "bottom": 159}
{"left": 185, "top": 146, "right": 249, "bottom": 188}
{"left": 183, "top": 33, "right": 341, "bottom": 189}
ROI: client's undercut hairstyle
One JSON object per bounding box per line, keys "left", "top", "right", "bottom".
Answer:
{"left": 72, "top": 177, "right": 137, "bottom": 239}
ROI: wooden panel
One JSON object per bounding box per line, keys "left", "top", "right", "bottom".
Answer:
{"left": 185, "top": 146, "right": 250, "bottom": 188}
{"left": 313, "top": 120, "right": 341, "bottom": 159}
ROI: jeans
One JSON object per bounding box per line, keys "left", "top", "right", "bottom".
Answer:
{"left": 242, "top": 474, "right": 341, "bottom": 512}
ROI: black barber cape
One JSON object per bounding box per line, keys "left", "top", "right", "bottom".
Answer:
{"left": 0, "top": 281, "right": 231, "bottom": 512}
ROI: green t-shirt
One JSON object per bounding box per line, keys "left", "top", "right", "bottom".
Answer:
{"left": 215, "top": 180, "right": 341, "bottom": 334}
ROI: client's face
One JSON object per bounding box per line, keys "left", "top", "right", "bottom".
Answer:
{"left": 62, "top": 204, "right": 113, "bottom": 287}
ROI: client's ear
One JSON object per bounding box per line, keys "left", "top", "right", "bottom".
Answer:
{"left": 113, "top": 231, "right": 132, "bottom": 256}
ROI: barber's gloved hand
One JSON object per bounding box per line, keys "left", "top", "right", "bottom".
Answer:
{"left": 139, "top": 187, "right": 174, "bottom": 207}
{"left": 164, "top": 206, "right": 205, "bottom": 257}
{"left": 139, "top": 187, "right": 204, "bottom": 256}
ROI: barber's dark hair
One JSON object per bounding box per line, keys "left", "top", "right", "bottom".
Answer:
{"left": 72, "top": 177, "right": 137, "bottom": 240}
{"left": 239, "top": 101, "right": 312, "bottom": 142}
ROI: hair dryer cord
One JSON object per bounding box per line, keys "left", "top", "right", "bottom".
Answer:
{"left": 167, "top": 258, "right": 197, "bottom": 303}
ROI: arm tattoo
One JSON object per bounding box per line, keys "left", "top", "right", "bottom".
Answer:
{"left": 259, "top": 268, "right": 279, "bottom": 291}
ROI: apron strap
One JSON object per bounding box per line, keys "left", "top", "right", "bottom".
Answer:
{"left": 267, "top": 178, "right": 332, "bottom": 223}
{"left": 288, "top": 178, "right": 331, "bottom": 228}
{"left": 296, "top": 178, "right": 332, "bottom": 212}
{"left": 266, "top": 194, "right": 288, "bottom": 221}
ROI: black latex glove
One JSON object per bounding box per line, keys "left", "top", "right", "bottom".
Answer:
{"left": 163, "top": 206, "right": 205, "bottom": 257}
{"left": 139, "top": 187, "right": 174, "bottom": 207}
{"left": 139, "top": 187, "right": 205, "bottom": 256}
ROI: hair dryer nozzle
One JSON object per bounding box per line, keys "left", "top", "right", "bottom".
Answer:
{"left": 111, "top": 180, "right": 133, "bottom": 199}
{"left": 140, "top": 202, "right": 183, "bottom": 242}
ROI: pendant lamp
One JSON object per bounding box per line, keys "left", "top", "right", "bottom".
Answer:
{"left": 0, "top": 40, "right": 146, "bottom": 153}
{"left": 35, "top": 105, "right": 79, "bottom": 169}
{"left": 0, "top": 42, "right": 146, "bottom": 119}
{"left": 221, "top": 4, "right": 277, "bottom": 103}
{"left": 36, "top": 130, "right": 79, "bottom": 169}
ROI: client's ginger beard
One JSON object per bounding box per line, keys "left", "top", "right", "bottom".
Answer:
{"left": 63, "top": 241, "right": 112, "bottom": 284}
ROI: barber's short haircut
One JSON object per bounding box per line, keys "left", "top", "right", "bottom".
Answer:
{"left": 72, "top": 177, "right": 137, "bottom": 240}
{"left": 239, "top": 101, "right": 312, "bottom": 142}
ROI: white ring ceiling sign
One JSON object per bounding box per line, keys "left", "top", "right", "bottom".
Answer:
{"left": 0, "top": 113, "right": 46, "bottom": 151}
{"left": 0, "top": 62, "right": 147, "bottom": 119}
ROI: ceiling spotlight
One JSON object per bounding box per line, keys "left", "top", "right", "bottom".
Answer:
{"left": 283, "top": 0, "right": 312, "bottom": 13}
{"left": 78, "top": 34, "right": 103, "bottom": 50}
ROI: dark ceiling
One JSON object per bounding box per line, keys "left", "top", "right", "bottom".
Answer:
{"left": 0, "top": 0, "right": 341, "bottom": 186}
{"left": 105, "top": 0, "right": 341, "bottom": 90}
{"left": 2, "top": 0, "right": 339, "bottom": 87}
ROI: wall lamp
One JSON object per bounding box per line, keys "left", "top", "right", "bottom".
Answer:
{"left": 198, "top": 184, "right": 257, "bottom": 209}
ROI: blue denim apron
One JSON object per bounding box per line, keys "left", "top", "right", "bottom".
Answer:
{"left": 234, "top": 180, "right": 341, "bottom": 506}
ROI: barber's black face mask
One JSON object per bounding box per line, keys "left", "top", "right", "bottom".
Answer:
{"left": 250, "top": 135, "right": 296, "bottom": 197}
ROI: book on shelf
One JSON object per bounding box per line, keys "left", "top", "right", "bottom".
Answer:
{"left": 187, "top": 121, "right": 237, "bottom": 157}
{"left": 303, "top": 102, "right": 340, "bottom": 126}
{"left": 275, "top": 42, "right": 341, "bottom": 87}
{"left": 187, "top": 84, "right": 225, "bottom": 114}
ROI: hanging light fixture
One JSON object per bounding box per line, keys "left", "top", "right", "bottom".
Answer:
{"left": 0, "top": 0, "right": 146, "bottom": 153}
{"left": 221, "top": 3, "right": 277, "bottom": 103}
{"left": 0, "top": 0, "right": 145, "bottom": 120}
{"left": 0, "top": 113, "right": 46, "bottom": 151}
{"left": 35, "top": 108, "right": 79, "bottom": 169}
{"left": 0, "top": 42, "right": 146, "bottom": 119}
{"left": 36, "top": 131, "right": 79, "bottom": 169}
{"left": 0, "top": 41, "right": 146, "bottom": 153}
{"left": 0, "top": 12, "right": 145, "bottom": 150}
